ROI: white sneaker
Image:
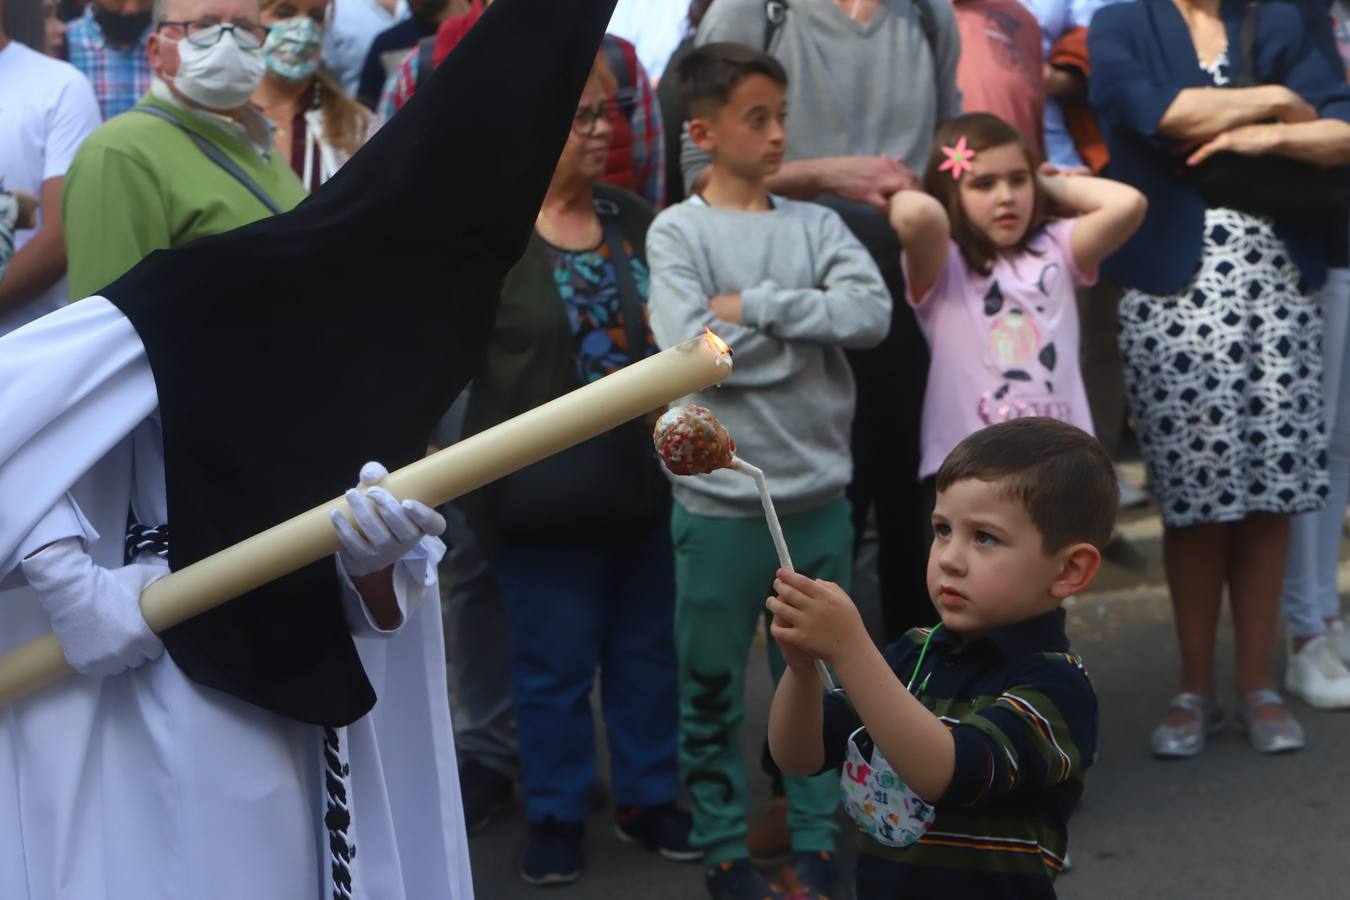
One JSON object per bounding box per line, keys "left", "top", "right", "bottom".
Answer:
{"left": 1116, "top": 471, "right": 1149, "bottom": 509}
{"left": 1327, "top": 617, "right": 1350, "bottom": 663}
{"left": 1285, "top": 634, "right": 1350, "bottom": 709}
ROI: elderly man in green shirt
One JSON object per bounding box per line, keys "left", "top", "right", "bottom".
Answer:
{"left": 61, "top": 0, "right": 305, "bottom": 299}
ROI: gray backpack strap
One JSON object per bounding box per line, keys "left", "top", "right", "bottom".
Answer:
{"left": 133, "top": 105, "right": 284, "bottom": 215}
{"left": 416, "top": 34, "right": 437, "bottom": 87}
{"left": 913, "top": 0, "right": 941, "bottom": 84}
{"left": 763, "top": 0, "right": 789, "bottom": 51}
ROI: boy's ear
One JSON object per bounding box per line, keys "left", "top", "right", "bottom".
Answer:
{"left": 1049, "top": 542, "right": 1101, "bottom": 600}
{"left": 688, "top": 115, "right": 716, "bottom": 154}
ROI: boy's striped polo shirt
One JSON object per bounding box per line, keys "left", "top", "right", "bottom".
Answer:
{"left": 820, "top": 608, "right": 1098, "bottom": 899}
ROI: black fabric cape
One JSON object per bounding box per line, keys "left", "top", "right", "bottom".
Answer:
{"left": 98, "top": 0, "right": 618, "bottom": 727}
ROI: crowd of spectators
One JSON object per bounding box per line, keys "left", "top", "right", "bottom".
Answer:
{"left": 4, "top": 0, "right": 1350, "bottom": 897}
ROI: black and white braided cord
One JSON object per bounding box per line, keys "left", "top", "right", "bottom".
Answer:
{"left": 323, "top": 727, "right": 356, "bottom": 899}
{"left": 124, "top": 523, "right": 169, "bottom": 564}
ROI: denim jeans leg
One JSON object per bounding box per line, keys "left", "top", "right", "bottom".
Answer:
{"left": 600, "top": 524, "right": 681, "bottom": 808}
{"left": 1283, "top": 268, "right": 1350, "bottom": 636}
{"left": 442, "top": 502, "right": 519, "bottom": 779}
{"left": 493, "top": 545, "right": 606, "bottom": 823}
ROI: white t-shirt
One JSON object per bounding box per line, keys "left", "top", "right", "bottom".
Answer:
{"left": 0, "top": 40, "right": 100, "bottom": 336}
{"left": 321, "top": 0, "right": 410, "bottom": 97}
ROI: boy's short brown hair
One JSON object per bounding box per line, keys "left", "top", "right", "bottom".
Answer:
{"left": 936, "top": 419, "right": 1118, "bottom": 552}
{"left": 676, "top": 42, "right": 789, "bottom": 119}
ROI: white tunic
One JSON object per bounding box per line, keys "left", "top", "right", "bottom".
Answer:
{"left": 0, "top": 298, "right": 473, "bottom": 900}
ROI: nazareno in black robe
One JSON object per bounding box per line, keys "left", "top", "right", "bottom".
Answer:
{"left": 97, "top": 0, "right": 619, "bottom": 727}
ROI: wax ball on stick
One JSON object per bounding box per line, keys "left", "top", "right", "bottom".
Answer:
{"left": 653, "top": 405, "right": 737, "bottom": 475}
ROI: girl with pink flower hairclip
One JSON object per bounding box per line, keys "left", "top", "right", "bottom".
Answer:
{"left": 885, "top": 112, "right": 1147, "bottom": 496}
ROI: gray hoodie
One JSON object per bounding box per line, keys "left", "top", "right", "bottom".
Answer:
{"left": 647, "top": 195, "right": 891, "bottom": 517}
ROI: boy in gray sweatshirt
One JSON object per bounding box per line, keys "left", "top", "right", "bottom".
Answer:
{"left": 646, "top": 43, "right": 891, "bottom": 900}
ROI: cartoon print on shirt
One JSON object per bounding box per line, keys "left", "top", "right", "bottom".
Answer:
{"left": 1034, "top": 261, "right": 1061, "bottom": 299}
{"left": 983, "top": 280, "right": 1004, "bottom": 316}
{"left": 978, "top": 271, "right": 1073, "bottom": 425}
{"left": 980, "top": 8, "right": 1040, "bottom": 81}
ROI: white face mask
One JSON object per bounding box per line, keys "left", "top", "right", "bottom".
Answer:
{"left": 167, "top": 26, "right": 266, "bottom": 111}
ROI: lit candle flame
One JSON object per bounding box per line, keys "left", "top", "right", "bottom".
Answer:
{"left": 704, "top": 328, "right": 732, "bottom": 365}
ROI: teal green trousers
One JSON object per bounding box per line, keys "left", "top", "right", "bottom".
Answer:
{"left": 672, "top": 497, "right": 853, "bottom": 865}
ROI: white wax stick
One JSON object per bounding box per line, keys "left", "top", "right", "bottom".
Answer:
{"left": 732, "top": 458, "right": 792, "bottom": 571}
{"left": 732, "top": 457, "right": 837, "bottom": 692}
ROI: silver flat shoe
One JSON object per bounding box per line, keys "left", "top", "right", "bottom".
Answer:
{"left": 1151, "top": 692, "right": 1225, "bottom": 758}
{"left": 1235, "top": 689, "right": 1305, "bottom": 754}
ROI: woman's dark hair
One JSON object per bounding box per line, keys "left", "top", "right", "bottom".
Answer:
{"left": 922, "top": 113, "right": 1048, "bottom": 278}
{"left": 676, "top": 41, "right": 788, "bottom": 119}
{"left": 3, "top": 0, "right": 47, "bottom": 54}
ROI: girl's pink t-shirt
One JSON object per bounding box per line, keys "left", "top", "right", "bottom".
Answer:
{"left": 906, "top": 219, "right": 1098, "bottom": 479}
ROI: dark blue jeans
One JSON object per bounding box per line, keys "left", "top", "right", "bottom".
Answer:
{"left": 491, "top": 525, "right": 680, "bottom": 823}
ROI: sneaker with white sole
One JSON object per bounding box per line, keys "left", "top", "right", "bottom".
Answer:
{"left": 1327, "top": 617, "right": 1350, "bottom": 663}
{"left": 1285, "top": 634, "right": 1350, "bottom": 709}
{"left": 521, "top": 817, "right": 584, "bottom": 886}
{"left": 614, "top": 803, "right": 702, "bottom": 862}
{"left": 1116, "top": 474, "right": 1149, "bottom": 509}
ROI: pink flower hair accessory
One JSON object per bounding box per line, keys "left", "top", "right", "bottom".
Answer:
{"left": 938, "top": 136, "right": 977, "bottom": 180}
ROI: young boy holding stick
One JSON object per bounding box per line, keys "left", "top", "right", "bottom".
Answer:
{"left": 767, "top": 417, "right": 1111, "bottom": 899}
{"left": 646, "top": 42, "right": 891, "bottom": 900}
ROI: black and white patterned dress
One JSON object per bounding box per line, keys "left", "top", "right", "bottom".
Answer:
{"left": 1118, "top": 51, "right": 1329, "bottom": 528}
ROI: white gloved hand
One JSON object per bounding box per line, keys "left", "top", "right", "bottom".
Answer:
{"left": 20, "top": 538, "right": 167, "bottom": 678}
{"left": 330, "top": 461, "right": 447, "bottom": 577}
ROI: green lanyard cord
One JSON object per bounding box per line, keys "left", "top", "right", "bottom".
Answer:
{"left": 906, "top": 624, "right": 944, "bottom": 697}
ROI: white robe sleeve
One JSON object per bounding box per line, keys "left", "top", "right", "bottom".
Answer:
{"left": 0, "top": 297, "right": 156, "bottom": 589}
{"left": 1, "top": 495, "right": 100, "bottom": 587}
{"left": 335, "top": 535, "right": 446, "bottom": 637}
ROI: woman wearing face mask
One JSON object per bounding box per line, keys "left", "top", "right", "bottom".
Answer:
{"left": 252, "top": 0, "right": 375, "bottom": 190}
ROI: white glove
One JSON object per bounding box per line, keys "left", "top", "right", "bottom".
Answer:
{"left": 330, "top": 461, "right": 447, "bottom": 577}
{"left": 20, "top": 538, "right": 167, "bottom": 678}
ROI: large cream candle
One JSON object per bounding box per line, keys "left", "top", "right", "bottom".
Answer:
{"left": 0, "top": 332, "right": 733, "bottom": 705}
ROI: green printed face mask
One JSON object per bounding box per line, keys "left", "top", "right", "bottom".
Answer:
{"left": 263, "top": 17, "right": 323, "bottom": 83}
